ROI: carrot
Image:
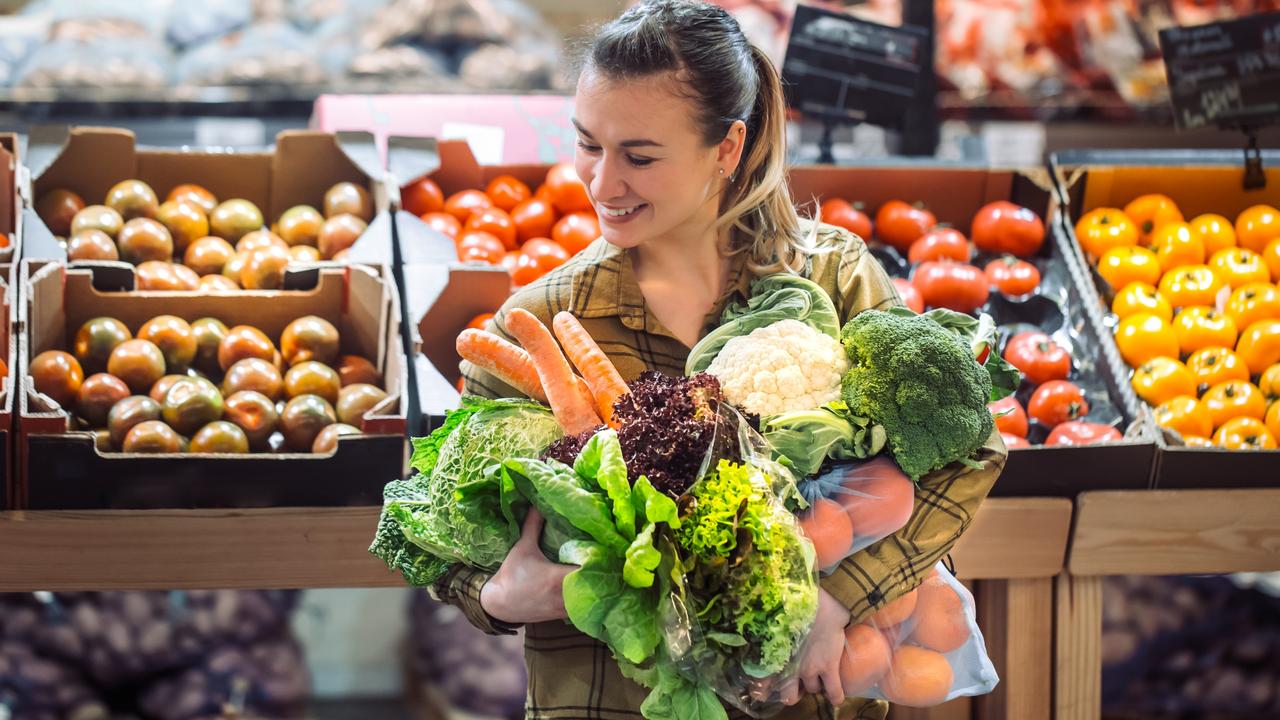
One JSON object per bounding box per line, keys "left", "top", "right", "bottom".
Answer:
{"left": 456, "top": 329, "right": 547, "bottom": 402}
{"left": 504, "top": 308, "right": 602, "bottom": 434}
{"left": 553, "top": 312, "right": 629, "bottom": 427}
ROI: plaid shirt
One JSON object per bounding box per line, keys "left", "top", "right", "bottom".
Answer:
{"left": 431, "top": 223, "right": 1007, "bottom": 719}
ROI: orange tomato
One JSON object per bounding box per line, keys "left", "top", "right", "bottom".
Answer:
{"left": 1266, "top": 402, "right": 1280, "bottom": 444}
{"left": 1259, "top": 363, "right": 1280, "bottom": 405}
{"left": 1190, "top": 213, "right": 1238, "bottom": 256}
{"left": 1183, "top": 435, "right": 1216, "bottom": 447}
{"left": 1150, "top": 222, "right": 1205, "bottom": 273}
{"left": 1131, "top": 357, "right": 1197, "bottom": 407}
{"left": 456, "top": 231, "right": 505, "bottom": 265}
{"left": 443, "top": 189, "right": 493, "bottom": 223}
{"left": 544, "top": 164, "right": 593, "bottom": 214}
{"left": 1124, "top": 194, "right": 1184, "bottom": 243}
{"left": 421, "top": 211, "right": 461, "bottom": 240}
{"left": 1075, "top": 208, "right": 1139, "bottom": 258}
{"left": 485, "top": 175, "right": 532, "bottom": 212}
{"left": 1186, "top": 347, "right": 1251, "bottom": 394}
{"left": 509, "top": 253, "right": 543, "bottom": 286}
{"left": 1112, "top": 282, "right": 1173, "bottom": 322}
{"left": 1236, "top": 319, "right": 1280, "bottom": 376}
{"left": 1172, "top": 306, "right": 1238, "bottom": 357}
{"left": 1097, "top": 246, "right": 1161, "bottom": 290}
{"left": 1235, "top": 204, "right": 1280, "bottom": 254}
{"left": 1158, "top": 266, "right": 1223, "bottom": 309}
{"left": 821, "top": 198, "right": 873, "bottom": 238}
{"left": 1152, "top": 395, "right": 1213, "bottom": 440}
{"left": 1224, "top": 283, "right": 1280, "bottom": 331}
{"left": 1213, "top": 416, "right": 1277, "bottom": 450}
{"left": 515, "top": 242, "right": 570, "bottom": 285}
{"left": 1201, "top": 380, "right": 1267, "bottom": 428}
{"left": 510, "top": 198, "right": 557, "bottom": 244}
{"left": 465, "top": 207, "right": 518, "bottom": 251}
{"left": 1209, "top": 248, "right": 1270, "bottom": 290}
{"left": 876, "top": 200, "right": 937, "bottom": 253}
{"left": 466, "top": 313, "right": 494, "bottom": 331}
{"left": 552, "top": 211, "right": 601, "bottom": 255}
{"left": 1115, "top": 313, "right": 1180, "bottom": 368}
{"left": 1263, "top": 238, "right": 1280, "bottom": 282}
{"left": 401, "top": 177, "right": 444, "bottom": 216}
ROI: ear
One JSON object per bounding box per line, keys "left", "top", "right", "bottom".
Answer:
{"left": 717, "top": 120, "right": 747, "bottom": 175}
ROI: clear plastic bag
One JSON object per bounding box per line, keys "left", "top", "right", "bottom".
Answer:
{"left": 175, "top": 21, "right": 328, "bottom": 86}
{"left": 795, "top": 456, "right": 916, "bottom": 573}
{"left": 166, "top": 0, "right": 254, "bottom": 50}
{"left": 13, "top": 36, "right": 172, "bottom": 89}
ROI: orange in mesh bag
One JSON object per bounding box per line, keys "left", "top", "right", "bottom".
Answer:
{"left": 795, "top": 456, "right": 916, "bottom": 572}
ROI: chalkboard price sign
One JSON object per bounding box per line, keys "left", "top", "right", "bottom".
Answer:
{"left": 1159, "top": 11, "right": 1280, "bottom": 130}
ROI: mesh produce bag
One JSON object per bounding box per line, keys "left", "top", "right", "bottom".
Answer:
{"left": 793, "top": 457, "right": 916, "bottom": 573}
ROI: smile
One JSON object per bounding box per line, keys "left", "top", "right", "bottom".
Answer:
{"left": 600, "top": 204, "right": 646, "bottom": 218}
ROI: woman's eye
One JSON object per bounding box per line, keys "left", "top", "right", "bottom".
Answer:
{"left": 628, "top": 155, "right": 655, "bottom": 167}
{"left": 576, "top": 141, "right": 601, "bottom": 153}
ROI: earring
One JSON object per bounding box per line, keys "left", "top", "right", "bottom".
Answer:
{"left": 719, "top": 168, "right": 725, "bottom": 176}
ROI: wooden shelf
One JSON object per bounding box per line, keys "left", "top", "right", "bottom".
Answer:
{"left": 0, "top": 497, "right": 1069, "bottom": 591}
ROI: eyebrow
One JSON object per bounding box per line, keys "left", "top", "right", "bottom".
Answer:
{"left": 572, "top": 118, "right": 664, "bottom": 149}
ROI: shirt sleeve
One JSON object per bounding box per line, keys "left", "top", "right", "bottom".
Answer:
{"left": 428, "top": 563, "right": 522, "bottom": 636}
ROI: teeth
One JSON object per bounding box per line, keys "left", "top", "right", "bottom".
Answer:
{"left": 602, "top": 205, "right": 640, "bottom": 217}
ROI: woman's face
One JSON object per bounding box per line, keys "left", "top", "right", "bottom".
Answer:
{"left": 573, "top": 70, "right": 736, "bottom": 250}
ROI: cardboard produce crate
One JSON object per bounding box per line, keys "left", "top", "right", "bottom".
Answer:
{"left": 1053, "top": 149, "right": 1280, "bottom": 490}
{"left": 0, "top": 133, "right": 18, "bottom": 263}
{"left": 14, "top": 262, "right": 409, "bottom": 510}
{"left": 0, "top": 133, "right": 20, "bottom": 507}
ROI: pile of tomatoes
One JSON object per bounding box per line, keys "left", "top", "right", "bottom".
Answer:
{"left": 1076, "top": 196, "right": 1280, "bottom": 450}
{"left": 401, "top": 163, "right": 601, "bottom": 289}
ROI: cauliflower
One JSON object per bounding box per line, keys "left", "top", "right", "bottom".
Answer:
{"left": 705, "top": 319, "right": 849, "bottom": 417}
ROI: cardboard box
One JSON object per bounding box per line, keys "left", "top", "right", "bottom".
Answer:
{"left": 14, "top": 262, "right": 409, "bottom": 510}
{"left": 0, "top": 133, "right": 18, "bottom": 263}
{"left": 0, "top": 262, "right": 14, "bottom": 510}
{"left": 1053, "top": 150, "right": 1280, "bottom": 490}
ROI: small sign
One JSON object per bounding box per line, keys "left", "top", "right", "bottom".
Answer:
{"left": 193, "top": 118, "right": 267, "bottom": 148}
{"left": 1159, "top": 11, "right": 1280, "bottom": 130}
{"left": 441, "top": 122, "right": 506, "bottom": 166}
{"left": 781, "top": 4, "right": 930, "bottom": 130}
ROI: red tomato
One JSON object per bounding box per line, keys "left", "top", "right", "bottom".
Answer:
{"left": 523, "top": 237, "right": 572, "bottom": 265}
{"left": 457, "top": 231, "right": 505, "bottom": 265}
{"left": 1028, "top": 380, "right": 1089, "bottom": 428}
{"left": 501, "top": 250, "right": 521, "bottom": 274}
{"left": 552, "top": 212, "right": 601, "bottom": 254}
{"left": 875, "top": 200, "right": 937, "bottom": 253}
{"left": 545, "top": 163, "right": 593, "bottom": 214}
{"left": 485, "top": 174, "right": 532, "bottom": 212}
{"left": 988, "top": 396, "right": 1029, "bottom": 437}
{"left": 892, "top": 277, "right": 924, "bottom": 313}
{"left": 1045, "top": 421, "right": 1122, "bottom": 446}
{"left": 467, "top": 313, "right": 494, "bottom": 331}
{"left": 971, "top": 201, "right": 1045, "bottom": 258}
{"left": 510, "top": 253, "right": 543, "bottom": 286}
{"left": 1001, "top": 432, "right": 1031, "bottom": 448}
{"left": 421, "top": 211, "right": 461, "bottom": 240}
{"left": 465, "top": 207, "right": 518, "bottom": 251}
{"left": 911, "top": 262, "right": 989, "bottom": 313}
{"left": 984, "top": 256, "right": 1041, "bottom": 297}
{"left": 444, "top": 189, "right": 492, "bottom": 223}
{"left": 821, "top": 198, "right": 872, "bottom": 238}
{"left": 908, "top": 227, "right": 971, "bottom": 264}
{"left": 402, "top": 178, "right": 444, "bottom": 216}
{"left": 1003, "top": 331, "right": 1071, "bottom": 385}
{"left": 511, "top": 198, "right": 557, "bottom": 244}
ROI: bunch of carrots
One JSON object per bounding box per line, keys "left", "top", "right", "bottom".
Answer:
{"left": 456, "top": 308, "right": 629, "bottom": 434}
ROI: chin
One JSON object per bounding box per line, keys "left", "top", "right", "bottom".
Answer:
{"left": 600, "top": 224, "right": 647, "bottom": 249}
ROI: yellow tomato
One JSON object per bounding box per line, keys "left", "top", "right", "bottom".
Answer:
{"left": 1183, "top": 435, "right": 1216, "bottom": 447}
{"left": 1235, "top": 204, "right": 1280, "bottom": 254}
{"left": 1263, "top": 238, "right": 1280, "bottom": 282}
{"left": 1209, "top": 248, "right": 1270, "bottom": 290}
{"left": 1132, "top": 357, "right": 1198, "bottom": 406}
{"left": 1115, "top": 313, "right": 1180, "bottom": 368}
{"left": 1151, "top": 222, "right": 1206, "bottom": 273}
{"left": 1202, "top": 380, "right": 1267, "bottom": 428}
{"left": 1075, "top": 208, "right": 1139, "bottom": 258}
{"left": 1190, "top": 213, "right": 1238, "bottom": 256}
{"left": 1172, "top": 306, "right": 1238, "bottom": 356}
{"left": 1186, "top": 346, "right": 1251, "bottom": 394}
{"left": 1098, "top": 246, "right": 1162, "bottom": 290}
{"left": 1152, "top": 395, "right": 1213, "bottom": 440}
{"left": 1266, "top": 402, "right": 1280, "bottom": 445}
{"left": 1213, "top": 416, "right": 1277, "bottom": 450}
{"left": 1158, "top": 265, "right": 1223, "bottom": 309}
{"left": 1224, "top": 283, "right": 1280, "bottom": 330}
{"left": 1112, "top": 282, "right": 1173, "bottom": 322}
{"left": 1236, "top": 319, "right": 1280, "bottom": 376}
{"left": 1124, "top": 194, "right": 1185, "bottom": 244}
{"left": 1259, "top": 364, "right": 1280, "bottom": 405}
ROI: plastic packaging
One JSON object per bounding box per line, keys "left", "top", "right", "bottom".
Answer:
{"left": 166, "top": 0, "right": 254, "bottom": 50}
{"left": 795, "top": 456, "right": 917, "bottom": 573}
{"left": 12, "top": 36, "right": 172, "bottom": 89}
{"left": 175, "top": 21, "right": 327, "bottom": 86}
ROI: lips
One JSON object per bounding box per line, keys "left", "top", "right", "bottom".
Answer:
{"left": 599, "top": 203, "right": 646, "bottom": 218}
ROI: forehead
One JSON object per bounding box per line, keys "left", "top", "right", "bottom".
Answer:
{"left": 573, "top": 69, "right": 702, "bottom": 141}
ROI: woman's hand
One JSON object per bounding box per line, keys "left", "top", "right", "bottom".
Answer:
{"left": 781, "top": 588, "right": 849, "bottom": 707}
{"left": 480, "top": 509, "right": 577, "bottom": 625}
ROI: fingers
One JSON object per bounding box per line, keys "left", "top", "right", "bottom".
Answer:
{"left": 779, "top": 677, "right": 800, "bottom": 706}
{"left": 821, "top": 667, "right": 845, "bottom": 707}
{"left": 519, "top": 507, "right": 544, "bottom": 543}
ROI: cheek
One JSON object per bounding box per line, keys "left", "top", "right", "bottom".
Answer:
{"left": 573, "top": 153, "right": 595, "bottom": 195}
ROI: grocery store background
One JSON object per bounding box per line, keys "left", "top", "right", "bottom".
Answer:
{"left": 1, "top": 1, "right": 1279, "bottom": 720}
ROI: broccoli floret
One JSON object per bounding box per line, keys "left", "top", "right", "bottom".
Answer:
{"left": 840, "top": 310, "right": 994, "bottom": 480}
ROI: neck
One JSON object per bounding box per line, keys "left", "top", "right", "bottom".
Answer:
{"left": 631, "top": 221, "right": 732, "bottom": 296}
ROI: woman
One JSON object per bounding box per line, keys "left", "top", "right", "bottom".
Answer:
{"left": 431, "top": 2, "right": 1007, "bottom": 717}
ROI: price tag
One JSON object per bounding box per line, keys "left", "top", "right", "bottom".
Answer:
{"left": 441, "top": 123, "right": 506, "bottom": 165}
{"left": 1159, "top": 11, "right": 1280, "bottom": 130}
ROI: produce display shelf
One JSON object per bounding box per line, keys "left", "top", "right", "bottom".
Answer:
{"left": 0, "top": 497, "right": 1069, "bottom": 592}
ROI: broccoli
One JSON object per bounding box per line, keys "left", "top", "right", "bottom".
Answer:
{"left": 840, "top": 309, "right": 994, "bottom": 480}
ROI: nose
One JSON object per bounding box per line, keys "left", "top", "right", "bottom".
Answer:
{"left": 589, "top": 153, "right": 627, "bottom": 203}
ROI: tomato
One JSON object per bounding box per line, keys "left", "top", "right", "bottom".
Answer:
{"left": 1266, "top": 402, "right": 1280, "bottom": 444}
{"left": 1152, "top": 395, "right": 1213, "bottom": 440}
{"left": 485, "top": 174, "right": 532, "bottom": 212}
{"left": 984, "top": 256, "right": 1041, "bottom": 297}
{"left": 465, "top": 207, "right": 518, "bottom": 251}
{"left": 1263, "top": 238, "right": 1280, "bottom": 282}
{"left": 443, "top": 189, "right": 493, "bottom": 224}
{"left": 1172, "top": 307, "right": 1238, "bottom": 356}
{"left": 1234, "top": 204, "right": 1280, "bottom": 254}
{"left": 522, "top": 237, "right": 571, "bottom": 262}
{"left": 1123, "top": 194, "right": 1184, "bottom": 243}
{"left": 1259, "top": 364, "right": 1280, "bottom": 405}
{"left": 1000, "top": 432, "right": 1030, "bottom": 448}
{"left": 1183, "top": 435, "right": 1216, "bottom": 447}
{"left": 1186, "top": 346, "right": 1251, "bottom": 395}
{"left": 421, "top": 211, "right": 461, "bottom": 240}
{"left": 467, "top": 313, "right": 494, "bottom": 331}
{"left": 1190, "top": 213, "right": 1238, "bottom": 256}
{"left": 518, "top": 243, "right": 570, "bottom": 283}
{"left": 1131, "top": 357, "right": 1197, "bottom": 407}
{"left": 988, "top": 396, "right": 1028, "bottom": 437}
{"left": 892, "top": 277, "right": 924, "bottom": 313}
{"left": 1003, "top": 331, "right": 1071, "bottom": 385}
{"left": 1201, "top": 380, "right": 1267, "bottom": 429}
{"left": 908, "top": 227, "right": 970, "bottom": 264}
{"left": 552, "top": 211, "right": 602, "bottom": 255}
{"left": 401, "top": 177, "right": 444, "bottom": 216}
{"left": 1112, "top": 282, "right": 1173, "bottom": 323}
{"left": 510, "top": 252, "right": 543, "bottom": 286}
{"left": 875, "top": 200, "right": 936, "bottom": 253}
{"left": 1115, "top": 313, "right": 1180, "bottom": 368}
{"left": 1158, "top": 265, "right": 1223, "bottom": 309}
{"left": 1213, "top": 416, "right": 1277, "bottom": 450}
{"left": 1046, "top": 421, "right": 1122, "bottom": 446}
{"left": 821, "top": 198, "right": 873, "bottom": 238}
{"left": 1237, "top": 319, "right": 1280, "bottom": 376}
{"left": 1150, "top": 222, "right": 1205, "bottom": 273}
{"left": 971, "top": 201, "right": 1045, "bottom": 258}
{"left": 1097, "top": 246, "right": 1161, "bottom": 291}
{"left": 500, "top": 250, "right": 521, "bottom": 274}
{"left": 1028, "top": 380, "right": 1089, "bottom": 427}
{"left": 456, "top": 231, "right": 505, "bottom": 265}
{"left": 1075, "top": 208, "right": 1139, "bottom": 258}
{"left": 1209, "top": 248, "right": 1270, "bottom": 290}
{"left": 545, "top": 163, "right": 593, "bottom": 214}
{"left": 511, "top": 198, "right": 557, "bottom": 244}
{"left": 911, "top": 262, "right": 989, "bottom": 313}
{"left": 1224, "top": 283, "right": 1280, "bottom": 331}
